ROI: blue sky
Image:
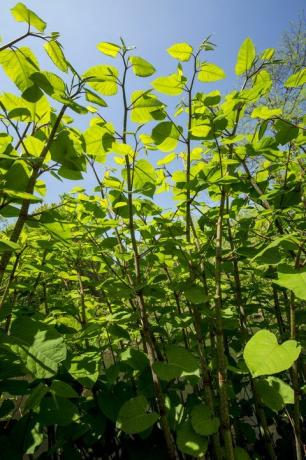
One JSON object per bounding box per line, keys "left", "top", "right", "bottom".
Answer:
{"left": 0, "top": 0, "right": 304, "bottom": 204}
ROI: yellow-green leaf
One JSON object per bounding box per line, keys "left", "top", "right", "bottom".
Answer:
{"left": 0, "top": 47, "right": 40, "bottom": 94}
{"left": 167, "top": 42, "right": 193, "bottom": 62}
{"left": 130, "top": 90, "right": 165, "bottom": 123}
{"left": 251, "top": 106, "right": 282, "bottom": 120}
{"left": 11, "top": 2, "right": 46, "bottom": 32}
{"left": 284, "top": 69, "right": 306, "bottom": 88}
{"left": 235, "top": 37, "right": 256, "bottom": 75}
{"left": 152, "top": 121, "right": 182, "bottom": 152}
{"left": 244, "top": 330, "right": 301, "bottom": 377}
{"left": 83, "top": 65, "right": 118, "bottom": 96}
{"left": 97, "top": 42, "right": 120, "bottom": 57}
{"left": 152, "top": 73, "right": 184, "bottom": 95}
{"left": 157, "top": 153, "right": 176, "bottom": 165}
{"left": 261, "top": 48, "right": 275, "bottom": 60}
{"left": 198, "top": 63, "right": 226, "bottom": 82}
{"left": 44, "top": 40, "right": 68, "bottom": 72}
{"left": 23, "top": 135, "right": 44, "bottom": 157}
{"left": 129, "top": 56, "right": 155, "bottom": 77}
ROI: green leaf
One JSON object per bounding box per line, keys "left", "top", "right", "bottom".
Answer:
{"left": 50, "top": 380, "right": 79, "bottom": 398}
{"left": 44, "top": 40, "right": 68, "bottom": 72}
{"left": 166, "top": 345, "right": 198, "bottom": 373}
{"left": 3, "top": 189, "right": 42, "bottom": 203}
{"left": 132, "top": 159, "right": 157, "bottom": 197}
{"left": 234, "top": 447, "right": 251, "bottom": 460}
{"left": 184, "top": 285, "right": 208, "bottom": 304}
{"left": 50, "top": 129, "right": 86, "bottom": 173}
{"left": 191, "top": 404, "right": 220, "bottom": 436}
{"left": 151, "top": 121, "right": 181, "bottom": 152}
{"left": 84, "top": 124, "right": 114, "bottom": 160}
{"left": 0, "top": 239, "right": 20, "bottom": 253}
{"left": 157, "top": 152, "right": 176, "bottom": 165}
{"left": 167, "top": 42, "right": 193, "bottom": 62}
{"left": 9, "top": 317, "right": 67, "bottom": 379}
{"left": 23, "top": 135, "right": 44, "bottom": 157}
{"left": 68, "top": 351, "right": 100, "bottom": 388}
{"left": 190, "top": 124, "right": 211, "bottom": 138}
{"left": 83, "top": 65, "right": 119, "bottom": 96}
{"left": 261, "top": 48, "right": 275, "bottom": 60}
{"left": 11, "top": 2, "right": 46, "bottom": 32}
{"left": 252, "top": 235, "right": 299, "bottom": 265}
{"left": 120, "top": 348, "right": 149, "bottom": 372}
{"left": 97, "top": 42, "right": 120, "bottom": 57}
{"left": 85, "top": 89, "right": 107, "bottom": 107}
{"left": 129, "top": 56, "right": 156, "bottom": 77}
{"left": 0, "top": 47, "right": 40, "bottom": 97}
{"left": 117, "top": 395, "right": 159, "bottom": 434}
{"left": 251, "top": 106, "right": 282, "bottom": 120}
{"left": 274, "top": 265, "right": 306, "bottom": 300}
{"left": 243, "top": 330, "right": 301, "bottom": 377}
{"left": 108, "top": 323, "right": 130, "bottom": 341}
{"left": 152, "top": 73, "right": 184, "bottom": 95}
{"left": 235, "top": 37, "right": 256, "bottom": 75}
{"left": 112, "top": 142, "right": 134, "bottom": 157}
{"left": 130, "top": 90, "right": 165, "bottom": 123}
{"left": 284, "top": 69, "right": 306, "bottom": 88}
{"left": 30, "top": 71, "right": 66, "bottom": 102}
{"left": 23, "top": 383, "right": 48, "bottom": 412}
{"left": 152, "top": 361, "right": 182, "bottom": 381}
{"left": 177, "top": 421, "right": 208, "bottom": 457}
{"left": 37, "top": 395, "right": 78, "bottom": 426}
{"left": 255, "top": 376, "right": 294, "bottom": 411}
{"left": 198, "top": 63, "right": 226, "bottom": 82}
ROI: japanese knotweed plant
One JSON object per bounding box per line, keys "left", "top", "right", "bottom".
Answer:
{"left": 0, "top": 3, "right": 305, "bottom": 460}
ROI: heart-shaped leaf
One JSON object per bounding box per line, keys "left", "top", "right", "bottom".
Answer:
{"left": 243, "top": 330, "right": 301, "bottom": 377}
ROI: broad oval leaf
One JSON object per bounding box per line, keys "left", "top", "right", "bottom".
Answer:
{"left": 251, "top": 106, "right": 282, "bottom": 120}
{"left": 0, "top": 47, "right": 41, "bottom": 97}
{"left": 177, "top": 421, "right": 208, "bottom": 457}
{"left": 274, "top": 264, "right": 306, "bottom": 301}
{"left": 83, "top": 65, "right": 119, "bottom": 96}
{"left": 191, "top": 404, "right": 220, "bottom": 436}
{"left": 152, "top": 73, "right": 184, "bottom": 96}
{"left": 44, "top": 40, "right": 68, "bottom": 72}
{"left": 235, "top": 37, "right": 256, "bottom": 76}
{"left": 198, "top": 63, "right": 226, "bottom": 82}
{"left": 97, "top": 42, "right": 120, "bottom": 57}
{"left": 151, "top": 121, "right": 182, "bottom": 152}
{"left": 130, "top": 90, "right": 165, "bottom": 123}
{"left": 117, "top": 395, "right": 159, "bottom": 434}
{"left": 129, "top": 56, "right": 156, "bottom": 77}
{"left": 11, "top": 2, "right": 46, "bottom": 32}
{"left": 243, "top": 330, "right": 301, "bottom": 377}
{"left": 166, "top": 345, "right": 199, "bottom": 373}
{"left": 167, "top": 42, "right": 193, "bottom": 62}
{"left": 255, "top": 376, "right": 294, "bottom": 412}
{"left": 284, "top": 69, "right": 306, "bottom": 88}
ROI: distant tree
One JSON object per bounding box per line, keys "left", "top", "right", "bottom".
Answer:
{"left": 266, "top": 13, "right": 305, "bottom": 120}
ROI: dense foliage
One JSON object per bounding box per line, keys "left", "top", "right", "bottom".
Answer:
{"left": 0, "top": 4, "right": 305, "bottom": 460}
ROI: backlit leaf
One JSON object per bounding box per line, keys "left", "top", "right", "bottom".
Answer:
{"left": 11, "top": 2, "right": 46, "bottom": 32}
{"left": 44, "top": 40, "right": 68, "bottom": 72}
{"left": 97, "top": 42, "right": 120, "bottom": 57}
{"left": 167, "top": 42, "right": 193, "bottom": 62}
{"left": 235, "top": 37, "right": 256, "bottom": 75}
{"left": 198, "top": 63, "right": 226, "bottom": 82}
{"left": 129, "top": 56, "right": 156, "bottom": 77}
{"left": 244, "top": 330, "right": 301, "bottom": 377}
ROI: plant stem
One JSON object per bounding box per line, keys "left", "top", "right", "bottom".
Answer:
{"left": 120, "top": 51, "right": 179, "bottom": 460}
{"left": 0, "top": 105, "right": 67, "bottom": 287}
{"left": 214, "top": 188, "right": 235, "bottom": 460}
